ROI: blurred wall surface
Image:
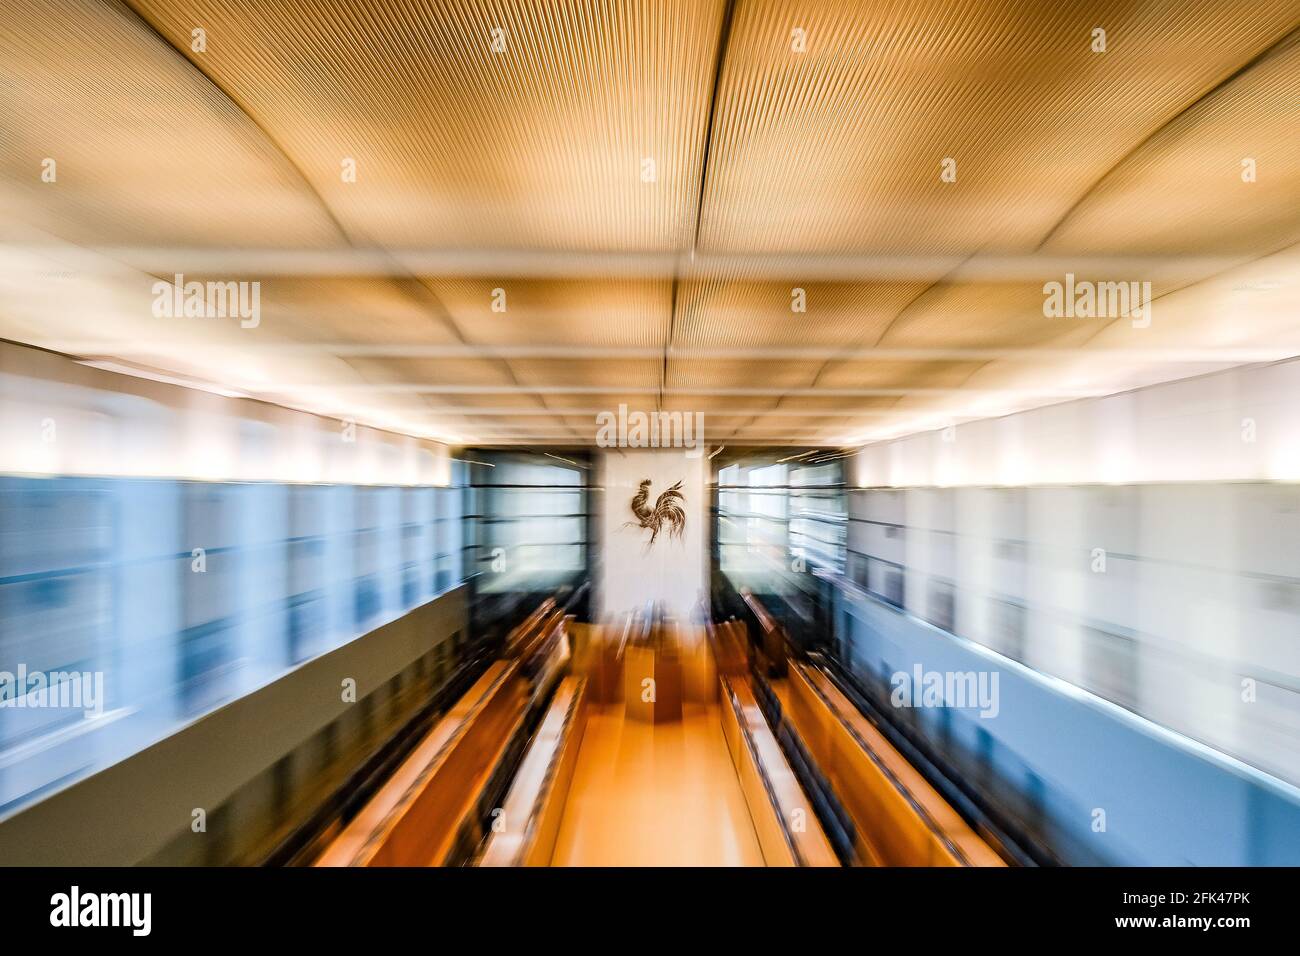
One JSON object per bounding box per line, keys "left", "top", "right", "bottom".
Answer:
{"left": 846, "top": 359, "right": 1300, "bottom": 791}
{"left": 463, "top": 452, "right": 589, "bottom": 594}
{"left": 855, "top": 358, "right": 1300, "bottom": 488}
{"left": 0, "top": 343, "right": 460, "bottom": 817}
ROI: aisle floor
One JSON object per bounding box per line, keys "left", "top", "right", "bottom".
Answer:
{"left": 550, "top": 703, "right": 764, "bottom": 866}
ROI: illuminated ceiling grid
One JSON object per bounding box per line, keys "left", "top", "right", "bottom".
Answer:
{"left": 0, "top": 0, "right": 1296, "bottom": 447}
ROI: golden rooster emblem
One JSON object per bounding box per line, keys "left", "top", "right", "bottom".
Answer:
{"left": 626, "top": 478, "right": 686, "bottom": 545}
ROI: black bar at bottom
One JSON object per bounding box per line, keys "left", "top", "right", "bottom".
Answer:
{"left": 0, "top": 866, "right": 1286, "bottom": 942}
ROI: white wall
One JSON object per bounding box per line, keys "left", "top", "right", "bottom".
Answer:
{"left": 845, "top": 357, "right": 1300, "bottom": 784}
{"left": 597, "top": 449, "right": 707, "bottom": 621}
{"left": 853, "top": 358, "right": 1300, "bottom": 488}
{"left": 0, "top": 341, "right": 450, "bottom": 485}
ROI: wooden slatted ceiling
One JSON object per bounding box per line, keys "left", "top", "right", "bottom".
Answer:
{"left": 127, "top": 0, "right": 725, "bottom": 252}
{"left": 0, "top": 0, "right": 1295, "bottom": 446}
{"left": 699, "top": 0, "right": 1298, "bottom": 256}
{"left": 0, "top": 0, "right": 342, "bottom": 248}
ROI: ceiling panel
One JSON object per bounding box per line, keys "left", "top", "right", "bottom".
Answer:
{"left": 0, "top": 0, "right": 341, "bottom": 249}
{"left": 509, "top": 357, "right": 662, "bottom": 388}
{"left": 129, "top": 0, "right": 726, "bottom": 251}
{"left": 415, "top": 393, "right": 558, "bottom": 410}
{"left": 2, "top": 0, "right": 1296, "bottom": 449}
{"left": 764, "top": 394, "right": 903, "bottom": 412}
{"left": 424, "top": 278, "right": 672, "bottom": 348}
{"left": 663, "top": 394, "right": 778, "bottom": 413}
{"left": 815, "top": 359, "right": 985, "bottom": 390}
{"left": 672, "top": 279, "right": 926, "bottom": 348}
{"left": 874, "top": 283, "right": 1115, "bottom": 349}
{"left": 214, "top": 276, "right": 467, "bottom": 346}
{"left": 339, "top": 356, "right": 518, "bottom": 387}
{"left": 666, "top": 358, "right": 822, "bottom": 388}
{"left": 698, "top": 0, "right": 1299, "bottom": 255}
{"left": 1042, "top": 31, "right": 1300, "bottom": 257}
{"left": 540, "top": 392, "right": 657, "bottom": 410}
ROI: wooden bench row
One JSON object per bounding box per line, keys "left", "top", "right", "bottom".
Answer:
{"left": 720, "top": 675, "right": 840, "bottom": 867}
{"left": 477, "top": 676, "right": 589, "bottom": 866}
{"left": 315, "top": 596, "right": 572, "bottom": 867}
{"left": 785, "top": 662, "right": 1005, "bottom": 867}
{"left": 314, "top": 660, "right": 526, "bottom": 866}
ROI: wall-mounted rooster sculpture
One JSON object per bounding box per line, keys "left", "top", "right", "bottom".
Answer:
{"left": 626, "top": 478, "right": 686, "bottom": 545}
